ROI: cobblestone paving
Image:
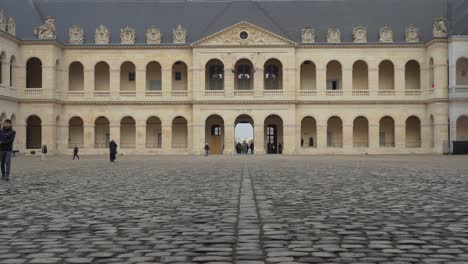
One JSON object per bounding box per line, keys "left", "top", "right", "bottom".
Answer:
{"left": 0, "top": 155, "right": 468, "bottom": 264}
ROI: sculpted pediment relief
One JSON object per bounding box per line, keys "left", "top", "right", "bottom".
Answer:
{"left": 193, "top": 21, "right": 295, "bottom": 46}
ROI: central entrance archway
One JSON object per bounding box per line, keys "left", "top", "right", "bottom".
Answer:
{"left": 234, "top": 115, "right": 254, "bottom": 154}
{"left": 205, "top": 115, "right": 224, "bottom": 154}
{"left": 264, "top": 115, "right": 283, "bottom": 154}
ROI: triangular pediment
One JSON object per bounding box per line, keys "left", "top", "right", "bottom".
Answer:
{"left": 192, "top": 21, "right": 296, "bottom": 47}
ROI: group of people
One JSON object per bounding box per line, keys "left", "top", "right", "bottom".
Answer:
{"left": 236, "top": 141, "right": 254, "bottom": 155}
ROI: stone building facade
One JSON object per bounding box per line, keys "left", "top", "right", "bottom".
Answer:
{"left": 0, "top": 0, "right": 466, "bottom": 155}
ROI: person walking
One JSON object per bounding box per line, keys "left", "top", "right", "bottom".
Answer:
{"left": 250, "top": 142, "right": 254, "bottom": 155}
{"left": 73, "top": 145, "right": 80, "bottom": 160}
{"left": 204, "top": 142, "right": 210, "bottom": 157}
{"left": 278, "top": 142, "right": 282, "bottom": 154}
{"left": 242, "top": 141, "right": 248, "bottom": 155}
{"left": 41, "top": 144, "right": 48, "bottom": 160}
{"left": 0, "top": 119, "right": 16, "bottom": 181}
{"left": 109, "top": 140, "right": 118, "bottom": 162}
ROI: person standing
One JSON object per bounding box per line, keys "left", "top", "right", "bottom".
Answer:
{"left": 0, "top": 119, "right": 16, "bottom": 181}
{"left": 109, "top": 140, "right": 118, "bottom": 162}
{"left": 278, "top": 142, "right": 282, "bottom": 154}
{"left": 41, "top": 144, "right": 48, "bottom": 160}
{"left": 250, "top": 142, "right": 254, "bottom": 155}
{"left": 73, "top": 145, "right": 80, "bottom": 160}
{"left": 204, "top": 142, "right": 210, "bottom": 157}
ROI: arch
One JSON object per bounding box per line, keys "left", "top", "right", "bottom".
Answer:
{"left": 26, "top": 115, "right": 42, "bottom": 149}
{"left": 0, "top": 112, "right": 6, "bottom": 124}
{"left": 456, "top": 57, "right": 468, "bottom": 86}
{"left": 55, "top": 60, "right": 60, "bottom": 91}
{"left": 94, "top": 116, "right": 110, "bottom": 148}
{"left": 69, "top": 62, "right": 84, "bottom": 91}
{"left": 146, "top": 116, "right": 162, "bottom": 148}
{"left": 327, "top": 116, "right": 343, "bottom": 148}
{"left": 430, "top": 115, "right": 435, "bottom": 148}
{"left": 406, "top": 116, "right": 421, "bottom": 148}
{"left": 10, "top": 114, "right": 16, "bottom": 125}
{"left": 146, "top": 61, "right": 162, "bottom": 91}
{"left": 379, "top": 116, "right": 395, "bottom": 147}
{"left": 326, "top": 60, "right": 342, "bottom": 90}
{"left": 429, "top": 58, "right": 435, "bottom": 88}
{"left": 120, "top": 61, "right": 136, "bottom": 91}
{"left": 353, "top": 60, "right": 368, "bottom": 90}
{"left": 26, "top": 57, "right": 42, "bottom": 88}
{"left": 206, "top": 59, "right": 224, "bottom": 90}
{"left": 172, "top": 116, "right": 188, "bottom": 148}
{"left": 300, "top": 60, "right": 316, "bottom": 90}
{"left": 234, "top": 59, "right": 254, "bottom": 90}
{"left": 205, "top": 114, "right": 225, "bottom": 154}
{"left": 9, "top": 56, "right": 15, "bottom": 87}
{"left": 353, "top": 116, "right": 369, "bottom": 147}
{"left": 264, "top": 114, "right": 284, "bottom": 154}
{"left": 301, "top": 116, "right": 317, "bottom": 148}
{"left": 172, "top": 61, "right": 188, "bottom": 91}
{"left": 120, "top": 116, "right": 136, "bottom": 148}
{"left": 234, "top": 114, "right": 254, "bottom": 154}
{"left": 456, "top": 115, "right": 468, "bottom": 140}
{"left": 95, "top": 62, "right": 110, "bottom": 91}
{"left": 69, "top": 116, "right": 84, "bottom": 148}
{"left": 264, "top": 58, "right": 283, "bottom": 90}
{"left": 379, "top": 60, "right": 394, "bottom": 90}
{"left": 0, "top": 52, "right": 6, "bottom": 85}
{"left": 405, "top": 60, "right": 421, "bottom": 90}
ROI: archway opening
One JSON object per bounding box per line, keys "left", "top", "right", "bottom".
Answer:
{"left": 264, "top": 58, "right": 283, "bottom": 90}
{"left": 172, "top": 61, "right": 188, "bottom": 91}
{"left": 353, "top": 116, "right": 369, "bottom": 148}
{"left": 26, "top": 57, "right": 42, "bottom": 88}
{"left": 172, "top": 116, "right": 188, "bottom": 148}
{"left": 0, "top": 52, "right": 5, "bottom": 85}
{"left": 406, "top": 116, "right": 421, "bottom": 148}
{"left": 379, "top": 116, "right": 395, "bottom": 147}
{"left": 95, "top": 62, "right": 110, "bottom": 91}
{"left": 264, "top": 115, "right": 283, "bottom": 154}
{"left": 456, "top": 57, "right": 468, "bottom": 85}
{"left": 205, "top": 115, "right": 224, "bottom": 154}
{"left": 456, "top": 115, "right": 468, "bottom": 140}
{"left": 146, "top": 116, "right": 162, "bottom": 148}
{"left": 300, "top": 60, "right": 316, "bottom": 90}
{"left": 94, "top": 117, "right": 110, "bottom": 148}
{"left": 353, "top": 60, "right": 368, "bottom": 90}
{"left": 234, "top": 115, "right": 254, "bottom": 154}
{"left": 301, "top": 116, "right": 317, "bottom": 148}
{"left": 379, "top": 60, "right": 394, "bottom": 90}
{"left": 405, "top": 60, "right": 421, "bottom": 90}
{"left": 26, "top": 115, "right": 42, "bottom": 149}
{"left": 326, "top": 60, "right": 342, "bottom": 90}
{"left": 234, "top": 59, "right": 254, "bottom": 90}
{"left": 327, "top": 116, "right": 343, "bottom": 148}
{"left": 69, "top": 62, "right": 84, "bottom": 91}
{"left": 146, "top": 61, "right": 162, "bottom": 91}
{"left": 120, "top": 61, "right": 136, "bottom": 91}
{"left": 120, "top": 116, "right": 136, "bottom": 148}
{"left": 69, "top": 116, "right": 84, "bottom": 148}
{"left": 206, "top": 59, "right": 224, "bottom": 90}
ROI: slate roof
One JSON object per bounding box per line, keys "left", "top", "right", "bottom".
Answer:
{"left": 0, "top": 0, "right": 465, "bottom": 45}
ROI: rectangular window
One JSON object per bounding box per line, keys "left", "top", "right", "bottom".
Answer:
{"left": 175, "top": 72, "right": 182, "bottom": 81}
{"left": 128, "top": 72, "right": 135, "bottom": 81}
{"left": 327, "top": 80, "right": 340, "bottom": 90}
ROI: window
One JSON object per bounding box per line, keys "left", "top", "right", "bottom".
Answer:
{"left": 128, "top": 72, "right": 135, "bottom": 81}
{"left": 209, "top": 65, "right": 223, "bottom": 90}
{"left": 327, "top": 80, "right": 339, "bottom": 90}
{"left": 240, "top": 31, "right": 248, "bottom": 40}
{"left": 175, "top": 72, "right": 182, "bottom": 81}
{"left": 211, "top": 125, "right": 222, "bottom": 136}
{"left": 309, "top": 137, "right": 314, "bottom": 147}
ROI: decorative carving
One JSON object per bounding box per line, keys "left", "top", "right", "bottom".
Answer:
{"left": 353, "top": 25, "right": 367, "bottom": 43}
{"left": 379, "top": 25, "right": 393, "bottom": 42}
{"left": 0, "top": 9, "right": 6, "bottom": 31}
{"left": 433, "top": 17, "right": 447, "bottom": 38}
{"left": 69, "top": 25, "right": 84, "bottom": 44}
{"left": 146, "top": 25, "right": 161, "bottom": 44}
{"left": 120, "top": 26, "right": 135, "bottom": 44}
{"left": 95, "top": 24, "right": 110, "bottom": 44}
{"left": 173, "top": 24, "right": 187, "bottom": 44}
{"left": 7, "top": 17, "right": 15, "bottom": 36}
{"left": 34, "top": 16, "right": 56, "bottom": 39}
{"left": 405, "top": 24, "right": 419, "bottom": 42}
{"left": 327, "top": 26, "right": 341, "bottom": 43}
{"left": 301, "top": 27, "right": 315, "bottom": 44}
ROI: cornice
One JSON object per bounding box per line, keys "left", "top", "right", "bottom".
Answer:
{"left": 425, "top": 38, "right": 448, "bottom": 47}
{"left": 298, "top": 43, "right": 426, "bottom": 49}
{"left": 448, "top": 36, "right": 468, "bottom": 43}
{"left": 0, "top": 94, "right": 18, "bottom": 102}
{"left": 0, "top": 30, "right": 20, "bottom": 44}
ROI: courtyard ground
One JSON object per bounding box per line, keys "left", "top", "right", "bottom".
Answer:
{"left": 0, "top": 154, "right": 468, "bottom": 264}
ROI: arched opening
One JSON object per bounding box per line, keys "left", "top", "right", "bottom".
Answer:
{"left": 10, "top": 114, "right": 16, "bottom": 126}
{"left": 456, "top": 57, "right": 468, "bottom": 85}
{"left": 300, "top": 60, "right": 316, "bottom": 90}
{"left": 26, "top": 115, "right": 42, "bottom": 149}
{"left": 406, "top": 116, "right": 421, "bottom": 148}
{"left": 95, "top": 62, "right": 110, "bottom": 91}
{"left": 94, "top": 117, "right": 110, "bottom": 148}
{"left": 9, "top": 56, "right": 15, "bottom": 87}
{"left": 353, "top": 116, "right": 369, "bottom": 147}
{"left": 379, "top": 116, "right": 395, "bottom": 147}
{"left": 206, "top": 59, "right": 224, "bottom": 90}
{"left": 326, "top": 60, "right": 342, "bottom": 90}
{"left": 55, "top": 115, "right": 60, "bottom": 151}
{"left": 0, "top": 113, "right": 6, "bottom": 124}
{"left": 146, "top": 116, "right": 162, "bottom": 148}
{"left": 234, "top": 59, "right": 254, "bottom": 90}
{"left": 264, "top": 58, "right": 282, "bottom": 90}
{"left": 120, "top": 116, "right": 136, "bottom": 148}
{"left": 379, "top": 60, "right": 394, "bottom": 90}
{"left": 172, "top": 116, "right": 188, "bottom": 148}
{"left": 55, "top": 60, "right": 60, "bottom": 91}
{"left": 26, "top": 57, "right": 42, "bottom": 88}
{"left": 405, "top": 60, "right": 421, "bottom": 90}
{"left": 301, "top": 116, "right": 317, "bottom": 148}
{"left": 264, "top": 115, "right": 283, "bottom": 154}
{"left": 456, "top": 115, "right": 468, "bottom": 140}
{"left": 327, "top": 116, "right": 343, "bottom": 148}
{"left": 69, "top": 116, "right": 84, "bottom": 148}
{"left": 146, "top": 61, "right": 162, "bottom": 91}
{"left": 172, "top": 61, "right": 188, "bottom": 91}
{"left": 429, "top": 58, "right": 435, "bottom": 88}
{"left": 353, "top": 60, "right": 368, "bottom": 90}
{"left": 0, "top": 52, "right": 5, "bottom": 85}
{"left": 234, "top": 115, "right": 254, "bottom": 154}
{"left": 205, "top": 115, "right": 224, "bottom": 154}
{"left": 120, "top": 61, "right": 136, "bottom": 91}
{"left": 430, "top": 115, "right": 435, "bottom": 148}
{"left": 69, "top": 62, "right": 84, "bottom": 91}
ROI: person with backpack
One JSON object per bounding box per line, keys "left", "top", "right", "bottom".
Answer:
{"left": 41, "top": 144, "right": 48, "bottom": 160}
{"left": 204, "top": 142, "right": 210, "bottom": 157}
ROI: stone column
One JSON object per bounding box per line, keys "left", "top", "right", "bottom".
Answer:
{"left": 84, "top": 69, "right": 94, "bottom": 98}
{"left": 283, "top": 123, "right": 296, "bottom": 154}
{"left": 420, "top": 121, "right": 430, "bottom": 150}
{"left": 109, "top": 124, "right": 120, "bottom": 146}
{"left": 162, "top": 123, "right": 172, "bottom": 151}
{"left": 254, "top": 68, "right": 263, "bottom": 97}
{"left": 187, "top": 67, "right": 193, "bottom": 99}
{"left": 15, "top": 122, "right": 26, "bottom": 152}
{"left": 187, "top": 122, "right": 194, "bottom": 154}
{"left": 42, "top": 65, "right": 55, "bottom": 98}
{"left": 316, "top": 124, "right": 327, "bottom": 149}
{"left": 110, "top": 68, "right": 120, "bottom": 98}
{"left": 161, "top": 68, "right": 172, "bottom": 97}
{"left": 84, "top": 123, "right": 95, "bottom": 149}
{"left": 16, "top": 65, "right": 25, "bottom": 97}
{"left": 42, "top": 122, "right": 56, "bottom": 152}
{"left": 368, "top": 123, "right": 380, "bottom": 149}
{"left": 2, "top": 60, "right": 10, "bottom": 87}
{"left": 135, "top": 123, "right": 146, "bottom": 150}
{"left": 193, "top": 67, "right": 203, "bottom": 100}
{"left": 224, "top": 123, "right": 235, "bottom": 154}
{"left": 342, "top": 67, "right": 353, "bottom": 95}
{"left": 434, "top": 62, "right": 448, "bottom": 98}
{"left": 342, "top": 122, "right": 353, "bottom": 149}
{"left": 395, "top": 123, "right": 405, "bottom": 149}
{"left": 253, "top": 124, "right": 265, "bottom": 154}
{"left": 57, "top": 122, "right": 68, "bottom": 152}
{"left": 316, "top": 66, "right": 326, "bottom": 96}
{"left": 368, "top": 67, "right": 378, "bottom": 96}
{"left": 224, "top": 68, "right": 234, "bottom": 97}
{"left": 395, "top": 67, "right": 405, "bottom": 97}
{"left": 135, "top": 68, "right": 146, "bottom": 98}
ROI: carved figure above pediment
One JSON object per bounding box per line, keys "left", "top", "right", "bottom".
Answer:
{"left": 353, "top": 25, "right": 367, "bottom": 43}
{"left": 95, "top": 24, "right": 110, "bottom": 44}
{"left": 327, "top": 26, "right": 341, "bottom": 43}
{"left": 406, "top": 24, "right": 419, "bottom": 42}
{"left": 379, "top": 25, "right": 393, "bottom": 43}
{"left": 34, "top": 16, "right": 56, "bottom": 39}
{"left": 120, "top": 26, "right": 135, "bottom": 44}
{"left": 146, "top": 25, "right": 161, "bottom": 44}
{"left": 301, "top": 27, "right": 315, "bottom": 44}
{"left": 173, "top": 25, "right": 186, "bottom": 44}
{"left": 0, "top": 9, "right": 6, "bottom": 31}
{"left": 433, "top": 17, "right": 447, "bottom": 38}
{"left": 7, "top": 17, "right": 15, "bottom": 36}
{"left": 69, "top": 25, "right": 84, "bottom": 44}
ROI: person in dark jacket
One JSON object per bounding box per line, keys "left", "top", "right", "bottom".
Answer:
{"left": 41, "top": 145, "right": 48, "bottom": 160}
{"left": 278, "top": 142, "right": 282, "bottom": 154}
{"left": 73, "top": 145, "right": 80, "bottom": 160}
{"left": 204, "top": 142, "right": 210, "bottom": 156}
{"left": 250, "top": 142, "right": 254, "bottom": 155}
{"left": 109, "top": 140, "right": 118, "bottom": 162}
{"left": 0, "top": 119, "right": 16, "bottom": 181}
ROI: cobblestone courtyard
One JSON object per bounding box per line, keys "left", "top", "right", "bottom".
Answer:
{"left": 0, "top": 155, "right": 468, "bottom": 264}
